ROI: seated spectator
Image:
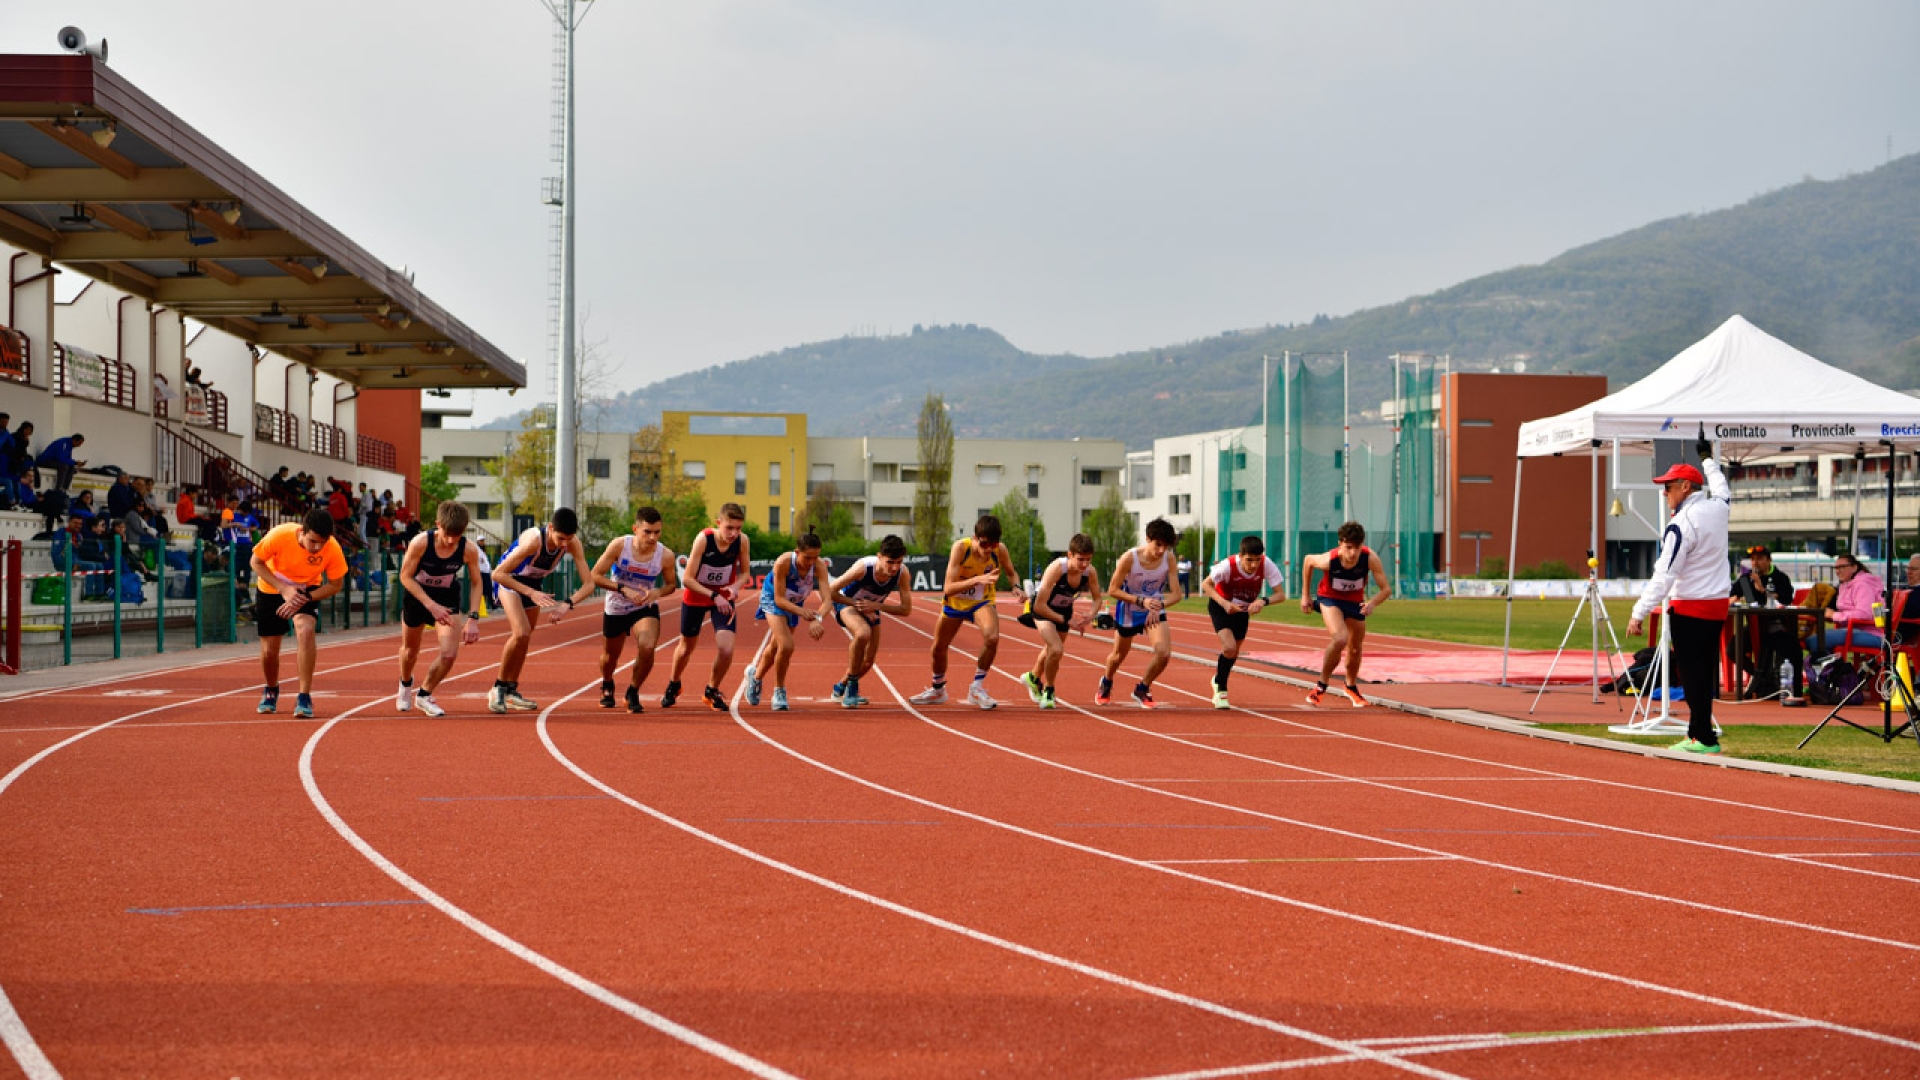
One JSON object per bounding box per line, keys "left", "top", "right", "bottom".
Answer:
{"left": 107, "top": 518, "right": 151, "bottom": 580}
{"left": 52, "top": 514, "right": 111, "bottom": 599}
{"left": 35, "top": 432, "right": 86, "bottom": 492}
{"left": 70, "top": 489, "right": 99, "bottom": 522}
{"left": 122, "top": 497, "right": 163, "bottom": 573}
{"left": 0, "top": 412, "right": 11, "bottom": 464}
{"left": 107, "top": 472, "right": 137, "bottom": 519}
{"left": 1812, "top": 553, "right": 1886, "bottom": 657}
{"left": 176, "top": 485, "right": 219, "bottom": 543}
{"left": 5, "top": 421, "right": 33, "bottom": 479}
{"left": 379, "top": 488, "right": 394, "bottom": 513}
{"left": 0, "top": 458, "right": 31, "bottom": 510}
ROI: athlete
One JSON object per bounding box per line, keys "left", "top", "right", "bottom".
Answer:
{"left": 588, "top": 506, "right": 678, "bottom": 714}
{"left": 1300, "top": 520, "right": 1391, "bottom": 707}
{"left": 829, "top": 534, "right": 913, "bottom": 709}
{"left": 744, "top": 533, "right": 834, "bottom": 711}
{"left": 1018, "top": 533, "right": 1104, "bottom": 709}
{"left": 1201, "top": 535, "right": 1286, "bottom": 709}
{"left": 1098, "top": 517, "right": 1183, "bottom": 708}
{"left": 663, "top": 503, "right": 752, "bottom": 711}
{"left": 249, "top": 508, "right": 349, "bottom": 718}
{"left": 395, "top": 501, "right": 487, "bottom": 718}
{"left": 487, "top": 507, "right": 595, "bottom": 713}
{"left": 910, "top": 514, "right": 1025, "bottom": 709}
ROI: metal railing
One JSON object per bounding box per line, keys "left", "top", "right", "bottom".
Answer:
{"left": 312, "top": 421, "right": 350, "bottom": 462}
{"left": 806, "top": 479, "right": 865, "bottom": 497}
{"left": 357, "top": 434, "right": 397, "bottom": 472}
{"left": 154, "top": 422, "right": 293, "bottom": 525}
{"left": 154, "top": 387, "right": 230, "bottom": 433}
{"left": 51, "top": 343, "right": 137, "bottom": 410}
{"left": 0, "top": 326, "right": 28, "bottom": 384}
{"left": 254, "top": 404, "right": 301, "bottom": 450}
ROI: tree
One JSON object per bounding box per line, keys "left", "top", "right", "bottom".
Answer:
{"left": 416, "top": 460, "right": 460, "bottom": 523}
{"left": 485, "top": 408, "right": 554, "bottom": 526}
{"left": 800, "top": 480, "right": 860, "bottom": 546}
{"left": 657, "top": 490, "right": 709, "bottom": 556}
{"left": 990, "top": 487, "right": 1047, "bottom": 584}
{"left": 912, "top": 392, "right": 954, "bottom": 550}
{"left": 1083, "top": 485, "right": 1134, "bottom": 583}
{"left": 1177, "top": 523, "right": 1218, "bottom": 571}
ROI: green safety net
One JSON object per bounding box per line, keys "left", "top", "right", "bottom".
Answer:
{"left": 1392, "top": 358, "right": 1438, "bottom": 598}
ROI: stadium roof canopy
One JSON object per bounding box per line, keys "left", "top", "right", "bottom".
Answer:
{"left": 0, "top": 53, "right": 524, "bottom": 390}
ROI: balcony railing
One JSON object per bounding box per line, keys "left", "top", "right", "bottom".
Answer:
{"left": 806, "top": 479, "right": 865, "bottom": 498}
{"left": 51, "top": 343, "right": 137, "bottom": 411}
{"left": 254, "top": 404, "right": 300, "bottom": 450}
{"left": 0, "top": 326, "right": 27, "bottom": 383}
{"left": 311, "top": 421, "right": 350, "bottom": 462}
{"left": 156, "top": 386, "right": 230, "bottom": 433}
{"left": 358, "top": 434, "right": 397, "bottom": 472}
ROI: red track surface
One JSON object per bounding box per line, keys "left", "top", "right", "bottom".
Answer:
{"left": 2, "top": 596, "right": 1917, "bottom": 1078}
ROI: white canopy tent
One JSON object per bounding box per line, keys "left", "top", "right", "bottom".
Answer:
{"left": 1500, "top": 315, "right": 1920, "bottom": 719}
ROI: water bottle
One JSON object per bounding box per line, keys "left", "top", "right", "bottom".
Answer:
{"left": 1778, "top": 657, "right": 1794, "bottom": 697}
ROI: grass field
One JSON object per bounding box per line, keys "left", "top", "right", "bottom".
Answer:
{"left": 1172, "top": 595, "right": 1641, "bottom": 652}
{"left": 1541, "top": 723, "right": 1920, "bottom": 784}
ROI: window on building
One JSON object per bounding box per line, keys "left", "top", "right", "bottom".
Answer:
{"left": 1461, "top": 419, "right": 1494, "bottom": 428}
{"left": 1233, "top": 490, "right": 1247, "bottom": 511}
{"left": 1169, "top": 454, "right": 1192, "bottom": 477}
{"left": 472, "top": 503, "right": 498, "bottom": 520}
{"left": 587, "top": 458, "right": 610, "bottom": 479}
{"left": 1461, "top": 475, "right": 1494, "bottom": 484}
{"left": 735, "top": 462, "right": 748, "bottom": 496}
{"left": 1081, "top": 468, "right": 1102, "bottom": 486}
{"left": 1129, "top": 462, "right": 1154, "bottom": 499}
{"left": 872, "top": 463, "right": 899, "bottom": 483}
{"left": 1026, "top": 464, "right": 1043, "bottom": 481}
{"left": 977, "top": 464, "right": 1002, "bottom": 485}
{"left": 683, "top": 461, "right": 706, "bottom": 480}
{"left": 1233, "top": 452, "right": 1247, "bottom": 469}
{"left": 977, "top": 509, "right": 993, "bottom": 524}
{"left": 900, "top": 465, "right": 923, "bottom": 483}
{"left": 810, "top": 463, "right": 833, "bottom": 482}
{"left": 872, "top": 505, "right": 911, "bottom": 525}
{"left": 769, "top": 461, "right": 781, "bottom": 497}
{"left": 769, "top": 504, "right": 781, "bottom": 531}
{"left": 1169, "top": 493, "right": 1191, "bottom": 515}
{"left": 1027, "top": 482, "right": 1040, "bottom": 499}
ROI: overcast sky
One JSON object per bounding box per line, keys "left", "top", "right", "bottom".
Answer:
{"left": 8, "top": 2, "right": 1918, "bottom": 425}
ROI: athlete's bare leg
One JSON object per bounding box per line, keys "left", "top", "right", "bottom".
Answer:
{"left": 259, "top": 634, "right": 283, "bottom": 688}
{"left": 972, "top": 605, "right": 1002, "bottom": 675}
{"left": 292, "top": 614, "right": 319, "bottom": 694}
{"left": 1318, "top": 606, "right": 1351, "bottom": 685}
{"left": 496, "top": 590, "right": 537, "bottom": 683}
{"left": 629, "top": 618, "right": 661, "bottom": 691}
{"left": 668, "top": 626, "right": 701, "bottom": 683}
{"left": 399, "top": 623, "right": 427, "bottom": 684}
{"left": 758, "top": 619, "right": 796, "bottom": 688}
{"left": 420, "top": 621, "right": 463, "bottom": 695}
{"left": 1343, "top": 620, "right": 1368, "bottom": 685}
{"left": 927, "top": 616, "right": 964, "bottom": 681}
{"left": 600, "top": 628, "right": 627, "bottom": 684}
{"left": 1140, "top": 619, "right": 1172, "bottom": 687}
{"left": 1035, "top": 622, "right": 1066, "bottom": 685}
{"left": 709, "top": 628, "right": 736, "bottom": 688}
{"left": 839, "top": 607, "right": 878, "bottom": 681}
{"left": 1102, "top": 634, "right": 1135, "bottom": 682}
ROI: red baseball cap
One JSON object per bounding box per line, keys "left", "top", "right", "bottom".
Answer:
{"left": 1652, "top": 463, "right": 1705, "bottom": 486}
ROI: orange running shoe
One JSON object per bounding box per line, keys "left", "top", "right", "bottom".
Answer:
{"left": 1305, "top": 684, "right": 1326, "bottom": 706}
{"left": 1341, "top": 683, "right": 1368, "bottom": 708}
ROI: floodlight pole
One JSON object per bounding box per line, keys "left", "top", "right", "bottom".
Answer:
{"left": 546, "top": 0, "right": 593, "bottom": 515}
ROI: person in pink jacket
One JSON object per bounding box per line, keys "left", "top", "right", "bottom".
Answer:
{"left": 1812, "top": 553, "right": 1885, "bottom": 656}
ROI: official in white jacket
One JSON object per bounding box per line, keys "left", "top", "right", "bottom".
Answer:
{"left": 1627, "top": 445, "right": 1731, "bottom": 754}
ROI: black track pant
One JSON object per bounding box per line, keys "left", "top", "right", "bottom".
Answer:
{"left": 1669, "top": 612, "right": 1721, "bottom": 746}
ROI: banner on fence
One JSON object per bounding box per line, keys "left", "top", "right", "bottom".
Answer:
{"left": 0, "top": 326, "right": 26, "bottom": 381}
{"left": 185, "top": 384, "right": 209, "bottom": 426}
{"left": 746, "top": 553, "right": 952, "bottom": 593}
{"left": 62, "top": 344, "right": 106, "bottom": 401}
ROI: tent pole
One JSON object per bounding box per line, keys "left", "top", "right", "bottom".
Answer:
{"left": 1885, "top": 439, "right": 1899, "bottom": 738}
{"left": 1501, "top": 456, "right": 1523, "bottom": 686}
{"left": 1591, "top": 443, "right": 1601, "bottom": 703}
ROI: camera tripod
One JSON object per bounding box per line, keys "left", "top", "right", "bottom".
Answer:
{"left": 1796, "top": 620, "right": 1918, "bottom": 749}
{"left": 1529, "top": 554, "right": 1632, "bottom": 714}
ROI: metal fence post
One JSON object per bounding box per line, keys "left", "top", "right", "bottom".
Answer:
{"left": 155, "top": 539, "right": 166, "bottom": 654}
{"left": 111, "top": 534, "right": 123, "bottom": 659}
{"left": 193, "top": 538, "right": 204, "bottom": 649}
{"left": 228, "top": 541, "right": 239, "bottom": 644}
{"left": 62, "top": 551, "right": 74, "bottom": 667}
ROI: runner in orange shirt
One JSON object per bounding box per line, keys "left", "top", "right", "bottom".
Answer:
{"left": 249, "top": 508, "right": 349, "bottom": 718}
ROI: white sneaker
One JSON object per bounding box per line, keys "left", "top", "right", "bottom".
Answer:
{"left": 487, "top": 685, "right": 507, "bottom": 714}
{"left": 967, "top": 683, "right": 998, "bottom": 710}
{"left": 397, "top": 683, "right": 416, "bottom": 712}
{"left": 416, "top": 692, "right": 445, "bottom": 718}
{"left": 909, "top": 685, "right": 948, "bottom": 705}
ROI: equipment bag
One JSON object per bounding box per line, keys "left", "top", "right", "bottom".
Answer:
{"left": 31, "top": 576, "right": 65, "bottom": 605}
{"left": 119, "top": 570, "right": 147, "bottom": 606}
{"left": 1807, "top": 653, "right": 1870, "bottom": 707}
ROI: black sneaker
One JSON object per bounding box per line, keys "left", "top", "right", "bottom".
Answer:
{"left": 661, "top": 680, "right": 681, "bottom": 708}
{"left": 625, "top": 685, "right": 643, "bottom": 714}
{"left": 599, "top": 681, "right": 616, "bottom": 709}
{"left": 703, "top": 685, "right": 728, "bottom": 712}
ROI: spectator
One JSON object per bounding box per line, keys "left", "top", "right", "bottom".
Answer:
{"left": 70, "top": 489, "right": 98, "bottom": 522}
{"left": 35, "top": 432, "right": 86, "bottom": 491}
{"left": 53, "top": 514, "right": 111, "bottom": 599}
{"left": 1, "top": 458, "right": 31, "bottom": 510}
{"left": 107, "top": 472, "right": 136, "bottom": 519}
{"left": 5, "top": 421, "right": 33, "bottom": 478}
{"left": 327, "top": 483, "right": 350, "bottom": 534}
{"left": 1813, "top": 553, "right": 1886, "bottom": 656}
{"left": 107, "top": 518, "right": 148, "bottom": 579}
{"left": 379, "top": 488, "right": 394, "bottom": 513}
{"left": 0, "top": 412, "right": 11, "bottom": 463}
{"left": 176, "top": 485, "right": 219, "bottom": 543}
{"left": 123, "top": 497, "right": 163, "bottom": 575}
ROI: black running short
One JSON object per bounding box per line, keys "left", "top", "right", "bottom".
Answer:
{"left": 603, "top": 605, "right": 661, "bottom": 639}
{"left": 402, "top": 589, "right": 462, "bottom": 628}
{"left": 680, "top": 602, "right": 736, "bottom": 638}
{"left": 254, "top": 589, "right": 320, "bottom": 638}
{"left": 1207, "top": 599, "right": 1251, "bottom": 641}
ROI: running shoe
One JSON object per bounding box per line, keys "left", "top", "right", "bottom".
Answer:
{"left": 416, "top": 692, "right": 445, "bottom": 718}
{"left": 1305, "top": 684, "right": 1326, "bottom": 707}
{"left": 909, "top": 685, "right": 948, "bottom": 706}
{"left": 1131, "top": 683, "right": 1158, "bottom": 709}
{"left": 625, "top": 685, "right": 643, "bottom": 714}
{"left": 257, "top": 687, "right": 279, "bottom": 715}
{"left": 772, "top": 688, "right": 790, "bottom": 711}
{"left": 661, "top": 680, "right": 681, "bottom": 709}
{"left": 1341, "top": 683, "right": 1368, "bottom": 709}
{"left": 293, "top": 693, "right": 314, "bottom": 719}
{"left": 1021, "top": 671, "right": 1043, "bottom": 704}
{"left": 487, "top": 685, "right": 508, "bottom": 714}
{"left": 1095, "top": 677, "right": 1112, "bottom": 706}
{"left": 397, "top": 682, "right": 416, "bottom": 712}
{"left": 744, "top": 668, "right": 763, "bottom": 707}
{"left": 1039, "top": 688, "right": 1056, "bottom": 710}
{"left": 830, "top": 681, "right": 846, "bottom": 703}
{"left": 598, "top": 681, "right": 616, "bottom": 709}
{"left": 503, "top": 686, "right": 537, "bottom": 711}
{"left": 1674, "top": 738, "right": 1724, "bottom": 755}
{"left": 967, "top": 683, "right": 998, "bottom": 710}
{"left": 843, "top": 678, "right": 868, "bottom": 708}
{"left": 703, "top": 685, "right": 728, "bottom": 712}
{"left": 1211, "top": 679, "right": 1230, "bottom": 710}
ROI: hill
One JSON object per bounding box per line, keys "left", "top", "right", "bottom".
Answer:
{"left": 517, "top": 154, "right": 1920, "bottom": 446}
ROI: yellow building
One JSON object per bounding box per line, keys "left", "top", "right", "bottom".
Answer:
{"left": 660, "top": 411, "right": 809, "bottom": 534}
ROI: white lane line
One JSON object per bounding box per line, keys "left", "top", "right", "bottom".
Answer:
{"left": 299, "top": 624, "right": 798, "bottom": 1079}
{"left": 0, "top": 646, "right": 417, "bottom": 1080}
{"left": 744, "top": 661, "right": 1920, "bottom": 1056}
{"left": 976, "top": 608, "right": 1920, "bottom": 846}
{"left": 976, "top": 614, "right": 1920, "bottom": 879}
{"left": 535, "top": 647, "right": 1473, "bottom": 1080}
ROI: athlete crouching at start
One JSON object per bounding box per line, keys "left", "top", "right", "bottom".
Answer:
{"left": 828, "top": 534, "right": 913, "bottom": 709}
{"left": 1200, "top": 535, "right": 1285, "bottom": 709}
{"left": 1300, "top": 520, "right": 1390, "bottom": 708}
{"left": 1018, "top": 533, "right": 1104, "bottom": 709}
{"left": 488, "top": 507, "right": 595, "bottom": 713}
{"left": 664, "top": 503, "right": 752, "bottom": 712}
{"left": 396, "top": 501, "right": 487, "bottom": 717}
{"left": 744, "top": 532, "right": 833, "bottom": 711}
{"left": 589, "top": 505, "right": 677, "bottom": 714}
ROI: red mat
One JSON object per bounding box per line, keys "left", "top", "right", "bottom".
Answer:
{"left": 1243, "top": 648, "right": 1622, "bottom": 685}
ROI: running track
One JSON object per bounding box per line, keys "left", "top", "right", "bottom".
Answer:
{"left": 1, "top": 597, "right": 1916, "bottom": 1078}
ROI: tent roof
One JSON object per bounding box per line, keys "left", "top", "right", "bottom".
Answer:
{"left": 1517, "top": 315, "right": 1920, "bottom": 458}
{"left": 0, "top": 53, "right": 523, "bottom": 390}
